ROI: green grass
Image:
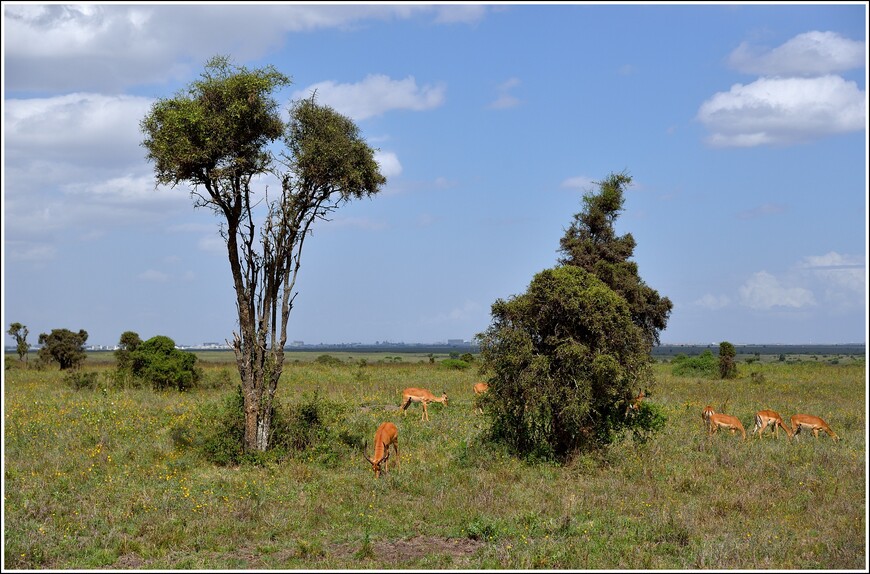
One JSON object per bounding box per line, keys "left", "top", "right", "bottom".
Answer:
{"left": 3, "top": 357, "right": 866, "bottom": 569}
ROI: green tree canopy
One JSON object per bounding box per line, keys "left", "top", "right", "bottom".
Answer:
{"left": 477, "top": 265, "right": 654, "bottom": 460}
{"left": 37, "top": 328, "right": 88, "bottom": 370}
{"left": 7, "top": 322, "right": 30, "bottom": 361}
{"left": 114, "top": 331, "right": 143, "bottom": 371}
{"left": 558, "top": 172, "right": 672, "bottom": 349}
{"left": 128, "top": 335, "right": 200, "bottom": 392}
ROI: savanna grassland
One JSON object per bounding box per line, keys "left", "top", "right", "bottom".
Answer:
{"left": 3, "top": 354, "right": 867, "bottom": 570}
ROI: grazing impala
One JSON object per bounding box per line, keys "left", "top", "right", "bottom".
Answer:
{"left": 400, "top": 387, "right": 448, "bottom": 421}
{"left": 753, "top": 409, "right": 793, "bottom": 440}
{"left": 702, "top": 406, "right": 746, "bottom": 440}
{"left": 473, "top": 382, "right": 489, "bottom": 414}
{"left": 790, "top": 414, "right": 840, "bottom": 442}
{"left": 363, "top": 422, "right": 399, "bottom": 478}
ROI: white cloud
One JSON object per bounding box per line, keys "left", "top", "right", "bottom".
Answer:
{"left": 697, "top": 75, "right": 865, "bottom": 147}
{"left": 738, "top": 271, "right": 815, "bottom": 310}
{"left": 4, "top": 93, "right": 154, "bottom": 166}
{"left": 727, "top": 31, "right": 865, "bottom": 77}
{"left": 798, "top": 252, "right": 865, "bottom": 295}
{"left": 693, "top": 294, "right": 731, "bottom": 310}
{"left": 374, "top": 151, "right": 403, "bottom": 179}
{"left": 3, "top": 4, "right": 486, "bottom": 93}
{"left": 293, "top": 75, "right": 446, "bottom": 121}
{"left": 488, "top": 77, "right": 522, "bottom": 110}
{"left": 5, "top": 241, "right": 57, "bottom": 263}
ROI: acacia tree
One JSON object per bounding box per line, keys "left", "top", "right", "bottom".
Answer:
{"left": 7, "top": 322, "right": 30, "bottom": 362}
{"left": 141, "top": 56, "right": 385, "bottom": 452}
{"left": 558, "top": 171, "right": 672, "bottom": 352}
{"left": 37, "top": 328, "right": 88, "bottom": 370}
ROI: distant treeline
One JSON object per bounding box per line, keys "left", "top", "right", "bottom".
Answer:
{"left": 650, "top": 343, "right": 865, "bottom": 358}
{"left": 7, "top": 342, "right": 865, "bottom": 358}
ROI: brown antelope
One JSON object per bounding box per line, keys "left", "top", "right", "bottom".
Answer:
{"left": 702, "top": 406, "right": 746, "bottom": 440}
{"left": 625, "top": 390, "right": 646, "bottom": 416}
{"left": 473, "top": 382, "right": 489, "bottom": 414}
{"left": 790, "top": 414, "right": 840, "bottom": 442}
{"left": 363, "top": 422, "right": 399, "bottom": 478}
{"left": 752, "top": 409, "right": 793, "bottom": 440}
{"left": 400, "top": 387, "right": 448, "bottom": 421}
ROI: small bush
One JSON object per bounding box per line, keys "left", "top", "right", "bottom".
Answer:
{"left": 63, "top": 370, "right": 100, "bottom": 390}
{"left": 440, "top": 359, "right": 470, "bottom": 370}
{"left": 626, "top": 401, "right": 668, "bottom": 443}
{"left": 314, "top": 354, "right": 344, "bottom": 367}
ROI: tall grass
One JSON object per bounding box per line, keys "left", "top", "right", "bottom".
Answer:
{"left": 3, "top": 357, "right": 866, "bottom": 569}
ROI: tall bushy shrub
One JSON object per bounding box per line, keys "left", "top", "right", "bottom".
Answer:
{"left": 477, "top": 266, "right": 655, "bottom": 460}
{"left": 128, "top": 335, "right": 201, "bottom": 391}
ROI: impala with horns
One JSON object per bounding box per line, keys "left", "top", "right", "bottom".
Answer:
{"left": 400, "top": 387, "right": 448, "bottom": 422}
{"left": 790, "top": 414, "right": 839, "bottom": 442}
{"left": 702, "top": 405, "right": 746, "bottom": 440}
{"left": 363, "top": 422, "right": 399, "bottom": 478}
{"left": 752, "top": 409, "right": 793, "bottom": 440}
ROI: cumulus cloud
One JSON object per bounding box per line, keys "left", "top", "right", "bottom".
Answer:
{"left": 697, "top": 75, "right": 865, "bottom": 147}
{"left": 4, "top": 93, "right": 154, "bottom": 166}
{"left": 739, "top": 271, "right": 816, "bottom": 310}
{"left": 374, "top": 151, "right": 403, "bottom": 179}
{"left": 698, "top": 31, "right": 866, "bottom": 147}
{"left": 727, "top": 31, "right": 866, "bottom": 77}
{"left": 3, "top": 4, "right": 486, "bottom": 93}
{"left": 293, "top": 74, "right": 446, "bottom": 121}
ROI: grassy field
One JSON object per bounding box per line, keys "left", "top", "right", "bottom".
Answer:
{"left": 3, "top": 355, "right": 867, "bottom": 570}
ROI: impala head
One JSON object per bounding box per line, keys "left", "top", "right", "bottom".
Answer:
{"left": 702, "top": 405, "right": 715, "bottom": 422}
{"left": 362, "top": 441, "right": 390, "bottom": 478}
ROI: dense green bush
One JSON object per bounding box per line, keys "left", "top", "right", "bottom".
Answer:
{"left": 440, "top": 358, "right": 470, "bottom": 370}
{"left": 477, "top": 266, "right": 656, "bottom": 461}
{"left": 670, "top": 350, "right": 718, "bottom": 378}
{"left": 127, "top": 335, "right": 202, "bottom": 391}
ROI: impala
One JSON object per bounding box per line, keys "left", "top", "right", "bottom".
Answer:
{"left": 400, "top": 387, "right": 448, "bottom": 421}
{"left": 790, "top": 414, "right": 840, "bottom": 442}
{"left": 752, "top": 409, "right": 793, "bottom": 440}
{"left": 702, "top": 405, "right": 715, "bottom": 429}
{"left": 702, "top": 406, "right": 746, "bottom": 440}
{"left": 625, "top": 390, "right": 646, "bottom": 416}
{"left": 473, "top": 382, "right": 489, "bottom": 414}
{"left": 363, "top": 422, "right": 399, "bottom": 478}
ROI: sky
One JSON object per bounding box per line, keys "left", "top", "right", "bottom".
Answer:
{"left": 1, "top": 2, "right": 867, "bottom": 349}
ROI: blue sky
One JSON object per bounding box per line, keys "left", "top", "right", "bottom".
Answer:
{"left": 2, "top": 2, "right": 867, "bottom": 349}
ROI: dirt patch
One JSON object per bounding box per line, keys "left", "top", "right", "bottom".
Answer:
{"left": 331, "top": 534, "right": 485, "bottom": 563}
{"left": 103, "top": 536, "right": 484, "bottom": 569}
